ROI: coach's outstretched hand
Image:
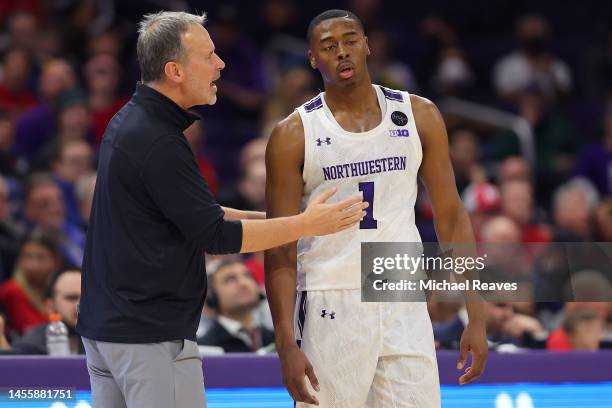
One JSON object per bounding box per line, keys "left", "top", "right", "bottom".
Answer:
{"left": 300, "top": 188, "right": 367, "bottom": 237}
{"left": 457, "top": 321, "right": 488, "bottom": 385}
{"left": 279, "top": 343, "right": 320, "bottom": 405}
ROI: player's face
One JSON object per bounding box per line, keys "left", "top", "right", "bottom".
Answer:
{"left": 180, "top": 25, "right": 225, "bottom": 107}
{"left": 309, "top": 18, "right": 370, "bottom": 87}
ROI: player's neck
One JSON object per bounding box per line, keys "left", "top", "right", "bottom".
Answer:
{"left": 324, "top": 79, "right": 377, "bottom": 113}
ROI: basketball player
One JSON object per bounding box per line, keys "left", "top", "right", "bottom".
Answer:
{"left": 265, "top": 10, "right": 488, "bottom": 407}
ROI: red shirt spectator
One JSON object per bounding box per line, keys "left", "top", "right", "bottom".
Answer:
{"left": 91, "top": 97, "right": 129, "bottom": 145}
{"left": 0, "top": 48, "right": 37, "bottom": 120}
{"left": 546, "top": 327, "right": 571, "bottom": 351}
{"left": 0, "top": 279, "right": 47, "bottom": 334}
{"left": 0, "top": 228, "right": 62, "bottom": 335}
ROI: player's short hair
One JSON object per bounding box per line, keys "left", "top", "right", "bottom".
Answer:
{"left": 307, "top": 9, "right": 364, "bottom": 43}
{"left": 137, "top": 11, "right": 207, "bottom": 83}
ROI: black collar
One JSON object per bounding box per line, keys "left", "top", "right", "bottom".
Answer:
{"left": 132, "top": 82, "right": 200, "bottom": 131}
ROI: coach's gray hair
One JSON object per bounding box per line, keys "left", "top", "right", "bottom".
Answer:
{"left": 137, "top": 11, "right": 207, "bottom": 83}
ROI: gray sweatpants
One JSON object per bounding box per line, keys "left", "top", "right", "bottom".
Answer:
{"left": 82, "top": 337, "right": 205, "bottom": 408}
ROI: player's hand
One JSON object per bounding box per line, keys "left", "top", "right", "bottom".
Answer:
{"left": 278, "top": 343, "right": 320, "bottom": 405}
{"left": 301, "top": 187, "right": 368, "bottom": 237}
{"left": 457, "top": 321, "right": 488, "bottom": 385}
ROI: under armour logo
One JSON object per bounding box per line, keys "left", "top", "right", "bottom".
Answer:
{"left": 321, "top": 310, "right": 336, "bottom": 319}
{"left": 316, "top": 137, "right": 332, "bottom": 146}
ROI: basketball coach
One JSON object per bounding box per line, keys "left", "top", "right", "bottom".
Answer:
{"left": 76, "top": 11, "right": 366, "bottom": 408}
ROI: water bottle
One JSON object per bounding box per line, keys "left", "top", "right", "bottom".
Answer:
{"left": 46, "top": 313, "right": 70, "bottom": 356}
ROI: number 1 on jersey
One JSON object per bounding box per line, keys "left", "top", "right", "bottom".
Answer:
{"left": 358, "top": 182, "right": 378, "bottom": 229}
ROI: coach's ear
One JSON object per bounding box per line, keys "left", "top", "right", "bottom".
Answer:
{"left": 164, "top": 61, "right": 184, "bottom": 83}
{"left": 308, "top": 50, "right": 316, "bottom": 69}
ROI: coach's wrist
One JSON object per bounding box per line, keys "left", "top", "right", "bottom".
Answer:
{"left": 292, "top": 213, "right": 309, "bottom": 237}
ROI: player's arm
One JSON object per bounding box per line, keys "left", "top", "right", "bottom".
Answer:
{"left": 221, "top": 207, "right": 266, "bottom": 220}
{"left": 413, "top": 95, "right": 488, "bottom": 385}
{"left": 265, "top": 112, "right": 321, "bottom": 405}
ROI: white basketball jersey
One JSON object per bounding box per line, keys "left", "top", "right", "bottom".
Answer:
{"left": 296, "top": 85, "right": 423, "bottom": 291}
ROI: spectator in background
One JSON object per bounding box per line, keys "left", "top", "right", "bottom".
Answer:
{"left": 546, "top": 270, "right": 611, "bottom": 351}
{"left": 202, "top": 5, "right": 269, "bottom": 182}
{"left": 88, "top": 29, "right": 123, "bottom": 60}
{"left": 184, "top": 121, "right": 219, "bottom": 195}
{"left": 492, "top": 86, "right": 578, "bottom": 203}
{"left": 552, "top": 178, "right": 599, "bottom": 241}
{"left": 218, "top": 158, "right": 266, "bottom": 212}
{"left": 34, "top": 25, "right": 64, "bottom": 64}
{"left": 205, "top": 5, "right": 268, "bottom": 134}
{"left": 10, "top": 269, "right": 83, "bottom": 355}
{"left": 431, "top": 46, "right": 475, "bottom": 97}
{"left": 84, "top": 53, "right": 128, "bottom": 145}
{"left": 255, "top": 0, "right": 308, "bottom": 77}
{"left": 0, "top": 228, "right": 62, "bottom": 335}
{"left": 13, "top": 59, "right": 77, "bottom": 162}
{"left": 0, "top": 48, "right": 36, "bottom": 120}
{"left": 434, "top": 300, "right": 545, "bottom": 350}
{"left": 367, "top": 28, "right": 418, "bottom": 92}
{"left": 198, "top": 258, "right": 274, "bottom": 352}
{"left": 575, "top": 106, "right": 612, "bottom": 197}
{"left": 0, "top": 175, "right": 20, "bottom": 283}
{"left": 493, "top": 14, "right": 572, "bottom": 102}
{"left": 22, "top": 173, "right": 85, "bottom": 266}
{"left": 480, "top": 216, "right": 533, "bottom": 285}
{"left": 5, "top": 12, "right": 38, "bottom": 55}
{"left": 564, "top": 309, "right": 605, "bottom": 351}
{"left": 0, "top": 109, "right": 16, "bottom": 176}
{"left": 50, "top": 140, "right": 94, "bottom": 227}
{"left": 416, "top": 15, "right": 458, "bottom": 93}
{"left": 449, "top": 128, "right": 484, "bottom": 194}
{"left": 217, "top": 138, "right": 267, "bottom": 212}
{"left": 500, "top": 179, "right": 551, "bottom": 243}
{"left": 0, "top": 312, "right": 9, "bottom": 351}
{"left": 498, "top": 156, "right": 532, "bottom": 184}
{"left": 262, "top": 65, "right": 316, "bottom": 125}
{"left": 461, "top": 181, "right": 501, "bottom": 241}
{"left": 34, "top": 89, "right": 91, "bottom": 170}
{"left": 594, "top": 199, "right": 612, "bottom": 241}
{"left": 75, "top": 172, "right": 96, "bottom": 228}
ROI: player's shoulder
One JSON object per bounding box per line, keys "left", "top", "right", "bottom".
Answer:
{"left": 407, "top": 94, "right": 442, "bottom": 129}
{"left": 409, "top": 94, "right": 437, "bottom": 114}
{"left": 267, "top": 111, "right": 304, "bottom": 158}
{"left": 299, "top": 93, "right": 325, "bottom": 114}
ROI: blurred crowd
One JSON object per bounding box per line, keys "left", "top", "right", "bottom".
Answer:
{"left": 0, "top": 0, "right": 611, "bottom": 355}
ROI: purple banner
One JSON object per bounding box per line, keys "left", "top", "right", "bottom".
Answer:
{"left": 0, "top": 351, "right": 611, "bottom": 388}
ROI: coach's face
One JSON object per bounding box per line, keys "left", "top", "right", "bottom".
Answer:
{"left": 308, "top": 18, "right": 370, "bottom": 87}
{"left": 180, "top": 24, "right": 225, "bottom": 107}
